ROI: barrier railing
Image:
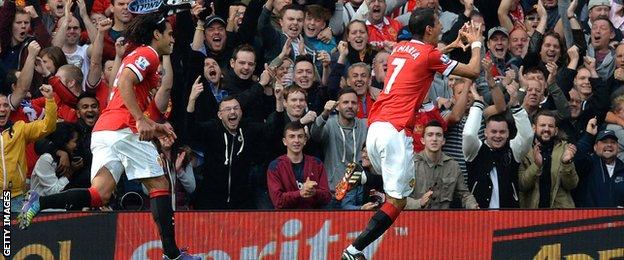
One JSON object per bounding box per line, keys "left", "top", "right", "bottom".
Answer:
{"left": 9, "top": 210, "right": 624, "bottom": 259}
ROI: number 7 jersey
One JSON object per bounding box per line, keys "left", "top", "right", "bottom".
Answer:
{"left": 368, "top": 40, "right": 458, "bottom": 136}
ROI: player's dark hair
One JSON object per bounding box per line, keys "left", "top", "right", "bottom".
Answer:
{"left": 283, "top": 121, "right": 306, "bottom": 137}
{"left": 409, "top": 8, "right": 436, "bottom": 41}
{"left": 125, "top": 12, "right": 168, "bottom": 46}
{"left": 337, "top": 87, "right": 357, "bottom": 99}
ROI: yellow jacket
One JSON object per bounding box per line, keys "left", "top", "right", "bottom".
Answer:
{"left": 1, "top": 98, "right": 57, "bottom": 198}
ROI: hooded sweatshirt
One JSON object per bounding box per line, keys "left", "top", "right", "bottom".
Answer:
{"left": 310, "top": 114, "right": 367, "bottom": 191}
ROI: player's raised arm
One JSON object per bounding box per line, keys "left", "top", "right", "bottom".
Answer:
{"left": 451, "top": 22, "right": 482, "bottom": 79}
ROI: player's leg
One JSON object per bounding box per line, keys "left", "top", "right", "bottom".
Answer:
{"left": 18, "top": 166, "right": 117, "bottom": 229}
{"left": 343, "top": 122, "right": 415, "bottom": 259}
{"left": 140, "top": 175, "right": 182, "bottom": 259}
{"left": 18, "top": 131, "right": 123, "bottom": 229}
{"left": 117, "top": 132, "right": 195, "bottom": 259}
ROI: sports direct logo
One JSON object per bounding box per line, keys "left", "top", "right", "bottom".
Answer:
{"left": 131, "top": 218, "right": 388, "bottom": 260}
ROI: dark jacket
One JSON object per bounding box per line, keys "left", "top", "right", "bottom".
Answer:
{"left": 573, "top": 132, "right": 624, "bottom": 207}
{"left": 186, "top": 110, "right": 284, "bottom": 209}
{"left": 221, "top": 69, "right": 274, "bottom": 122}
{"left": 267, "top": 155, "right": 331, "bottom": 209}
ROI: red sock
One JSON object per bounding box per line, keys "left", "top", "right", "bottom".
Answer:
{"left": 380, "top": 202, "right": 401, "bottom": 221}
{"left": 149, "top": 189, "right": 170, "bottom": 198}
{"left": 88, "top": 187, "right": 103, "bottom": 207}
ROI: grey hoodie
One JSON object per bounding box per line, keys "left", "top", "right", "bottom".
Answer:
{"left": 311, "top": 114, "right": 368, "bottom": 191}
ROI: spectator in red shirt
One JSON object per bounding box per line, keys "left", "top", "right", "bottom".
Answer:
{"left": 267, "top": 121, "right": 331, "bottom": 209}
{"left": 365, "top": 0, "right": 401, "bottom": 50}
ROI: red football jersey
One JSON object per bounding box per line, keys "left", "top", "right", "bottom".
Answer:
{"left": 368, "top": 40, "right": 457, "bottom": 136}
{"left": 93, "top": 46, "right": 160, "bottom": 133}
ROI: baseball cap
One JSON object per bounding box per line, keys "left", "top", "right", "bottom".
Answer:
{"left": 204, "top": 15, "right": 226, "bottom": 28}
{"left": 596, "top": 129, "right": 618, "bottom": 143}
{"left": 487, "top": 26, "right": 509, "bottom": 40}
{"left": 588, "top": 0, "right": 610, "bottom": 10}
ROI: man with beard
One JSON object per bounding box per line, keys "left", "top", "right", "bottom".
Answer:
{"left": 51, "top": 0, "right": 97, "bottom": 81}
{"left": 329, "top": 61, "right": 374, "bottom": 119}
{"left": 518, "top": 110, "right": 578, "bottom": 208}
{"left": 574, "top": 120, "right": 624, "bottom": 207}
{"left": 267, "top": 121, "right": 331, "bottom": 209}
{"left": 186, "top": 89, "right": 285, "bottom": 209}
{"left": 406, "top": 120, "right": 478, "bottom": 209}
{"left": 311, "top": 88, "right": 367, "bottom": 209}
{"left": 463, "top": 88, "right": 533, "bottom": 208}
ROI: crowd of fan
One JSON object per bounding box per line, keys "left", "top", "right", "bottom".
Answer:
{"left": 1, "top": 0, "right": 623, "bottom": 211}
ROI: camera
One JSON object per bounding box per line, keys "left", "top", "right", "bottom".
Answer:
{"left": 197, "top": 0, "right": 213, "bottom": 20}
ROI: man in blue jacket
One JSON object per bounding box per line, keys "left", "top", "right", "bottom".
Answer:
{"left": 574, "top": 119, "right": 624, "bottom": 207}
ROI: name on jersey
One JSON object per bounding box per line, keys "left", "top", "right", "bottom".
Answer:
{"left": 392, "top": 45, "right": 421, "bottom": 60}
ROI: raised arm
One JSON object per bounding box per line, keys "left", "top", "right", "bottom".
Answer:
{"left": 51, "top": 1, "right": 72, "bottom": 48}
{"left": 108, "top": 38, "right": 127, "bottom": 87}
{"left": 154, "top": 55, "right": 173, "bottom": 113}
{"left": 23, "top": 85, "right": 57, "bottom": 143}
{"left": 462, "top": 101, "right": 485, "bottom": 162}
{"left": 76, "top": 0, "right": 96, "bottom": 43}
{"left": 190, "top": 4, "right": 206, "bottom": 52}
{"left": 509, "top": 106, "right": 534, "bottom": 162}
{"left": 11, "top": 41, "right": 41, "bottom": 109}
{"left": 87, "top": 18, "right": 112, "bottom": 88}
{"left": 497, "top": 0, "right": 514, "bottom": 32}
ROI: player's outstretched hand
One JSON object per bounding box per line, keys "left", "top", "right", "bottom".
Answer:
{"left": 461, "top": 21, "right": 482, "bottom": 44}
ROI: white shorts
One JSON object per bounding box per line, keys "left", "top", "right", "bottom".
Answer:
{"left": 90, "top": 128, "right": 164, "bottom": 183}
{"left": 366, "top": 122, "right": 415, "bottom": 199}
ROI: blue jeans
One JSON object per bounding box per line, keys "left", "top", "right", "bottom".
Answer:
{"left": 11, "top": 194, "right": 24, "bottom": 212}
